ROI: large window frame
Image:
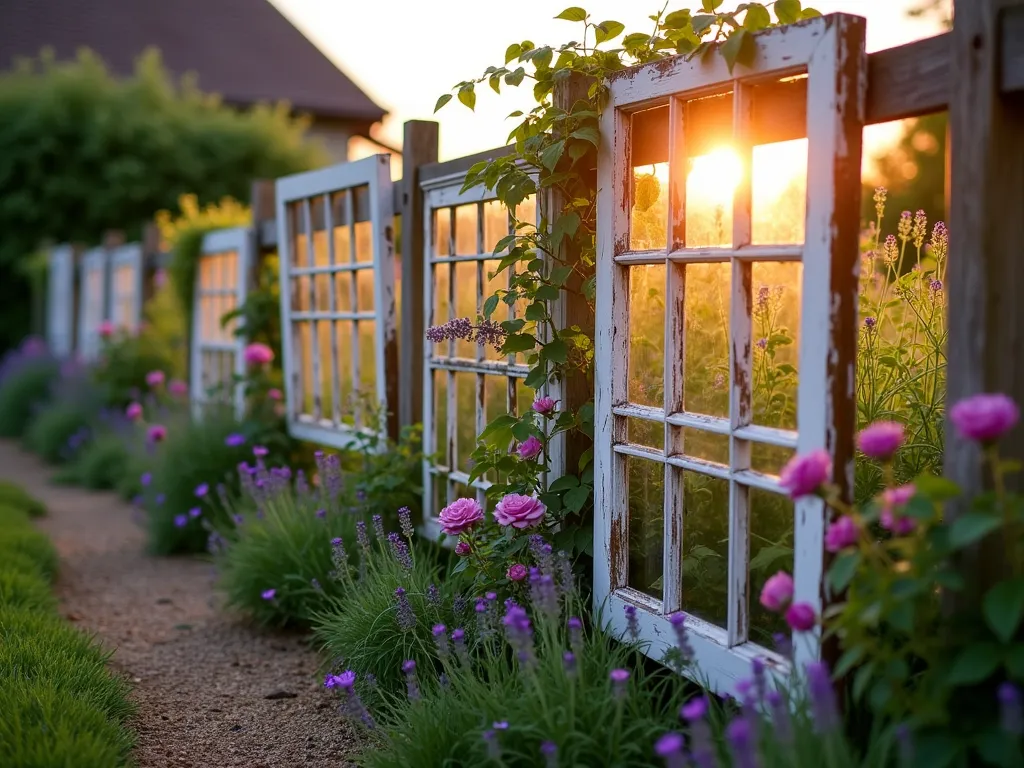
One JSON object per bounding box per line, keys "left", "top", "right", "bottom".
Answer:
{"left": 419, "top": 169, "right": 563, "bottom": 541}
{"left": 190, "top": 227, "right": 251, "bottom": 418}
{"left": 109, "top": 243, "right": 144, "bottom": 334}
{"left": 594, "top": 15, "right": 865, "bottom": 694}
{"left": 47, "top": 244, "right": 76, "bottom": 358}
{"left": 276, "top": 154, "right": 398, "bottom": 449}
{"left": 76, "top": 246, "right": 109, "bottom": 362}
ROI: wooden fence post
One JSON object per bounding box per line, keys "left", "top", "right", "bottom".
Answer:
{"left": 946, "top": 0, "right": 1024, "bottom": 589}
{"left": 398, "top": 120, "right": 439, "bottom": 431}
{"left": 250, "top": 179, "right": 276, "bottom": 286}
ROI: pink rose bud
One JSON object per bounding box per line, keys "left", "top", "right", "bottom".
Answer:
{"left": 168, "top": 379, "right": 188, "bottom": 397}
{"left": 455, "top": 541, "right": 472, "bottom": 556}
{"left": 784, "top": 602, "right": 817, "bottom": 632}
{"left": 779, "top": 449, "right": 831, "bottom": 500}
{"left": 147, "top": 424, "right": 167, "bottom": 443}
{"left": 268, "top": 388, "right": 283, "bottom": 401}
{"left": 516, "top": 435, "right": 543, "bottom": 461}
{"left": 857, "top": 421, "right": 905, "bottom": 461}
{"left": 507, "top": 563, "right": 528, "bottom": 582}
{"left": 244, "top": 342, "right": 275, "bottom": 367}
{"left": 824, "top": 515, "right": 860, "bottom": 552}
{"left": 439, "top": 497, "right": 484, "bottom": 536}
{"left": 531, "top": 397, "right": 557, "bottom": 417}
{"left": 493, "top": 493, "right": 547, "bottom": 530}
{"left": 950, "top": 393, "right": 1020, "bottom": 444}
{"left": 125, "top": 402, "right": 143, "bottom": 421}
{"left": 880, "top": 484, "right": 917, "bottom": 535}
{"left": 145, "top": 370, "right": 165, "bottom": 388}
{"left": 98, "top": 320, "right": 116, "bottom": 339}
{"left": 759, "top": 571, "right": 794, "bottom": 612}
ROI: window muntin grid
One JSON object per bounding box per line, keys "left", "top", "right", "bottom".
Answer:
{"left": 594, "top": 16, "right": 864, "bottom": 695}
{"left": 47, "top": 245, "right": 75, "bottom": 358}
{"left": 109, "top": 244, "right": 143, "bottom": 334}
{"left": 191, "top": 227, "right": 250, "bottom": 416}
{"left": 276, "top": 155, "right": 397, "bottom": 450}
{"left": 419, "top": 174, "right": 562, "bottom": 541}
{"left": 76, "top": 247, "right": 108, "bottom": 362}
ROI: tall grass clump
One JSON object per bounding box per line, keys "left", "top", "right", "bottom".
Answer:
{"left": 0, "top": 481, "right": 46, "bottom": 518}
{"left": 0, "top": 338, "right": 59, "bottom": 437}
{"left": 53, "top": 429, "right": 133, "bottom": 490}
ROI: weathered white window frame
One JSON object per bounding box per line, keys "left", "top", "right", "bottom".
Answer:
{"left": 276, "top": 154, "right": 397, "bottom": 449}
{"left": 419, "top": 170, "right": 563, "bottom": 541}
{"left": 47, "top": 244, "right": 76, "bottom": 358}
{"left": 190, "top": 227, "right": 251, "bottom": 418}
{"left": 76, "top": 246, "right": 109, "bottom": 362}
{"left": 109, "top": 243, "right": 144, "bottom": 334}
{"left": 594, "top": 15, "right": 865, "bottom": 695}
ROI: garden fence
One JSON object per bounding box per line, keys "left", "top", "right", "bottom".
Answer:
{"left": 40, "top": 1, "right": 1024, "bottom": 697}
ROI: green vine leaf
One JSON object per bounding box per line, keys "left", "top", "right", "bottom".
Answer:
{"left": 505, "top": 43, "right": 522, "bottom": 64}
{"left": 983, "top": 578, "right": 1024, "bottom": 644}
{"left": 948, "top": 513, "right": 1001, "bottom": 549}
{"left": 720, "top": 28, "right": 755, "bottom": 72}
{"left": 542, "top": 338, "right": 568, "bottom": 364}
{"left": 946, "top": 643, "right": 1001, "bottom": 686}
{"left": 555, "top": 6, "right": 588, "bottom": 22}
{"left": 505, "top": 67, "right": 526, "bottom": 87}
{"left": 434, "top": 93, "right": 452, "bottom": 113}
{"left": 743, "top": 3, "right": 771, "bottom": 30}
{"left": 702, "top": 0, "right": 724, "bottom": 10}
{"left": 458, "top": 85, "right": 477, "bottom": 111}
{"left": 594, "top": 20, "right": 625, "bottom": 44}
{"left": 664, "top": 9, "right": 692, "bottom": 29}
{"left": 691, "top": 14, "right": 716, "bottom": 34}
{"left": 775, "top": 0, "right": 802, "bottom": 24}
{"left": 503, "top": 333, "right": 537, "bottom": 354}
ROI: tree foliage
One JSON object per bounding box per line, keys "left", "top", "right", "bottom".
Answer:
{"left": 0, "top": 47, "right": 325, "bottom": 350}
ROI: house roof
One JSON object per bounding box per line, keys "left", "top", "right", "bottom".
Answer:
{"left": 0, "top": 0, "right": 387, "bottom": 123}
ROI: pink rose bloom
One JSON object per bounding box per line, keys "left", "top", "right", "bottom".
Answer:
{"left": 785, "top": 602, "right": 817, "bottom": 632}
{"left": 532, "top": 397, "right": 557, "bottom": 417}
{"left": 507, "top": 563, "right": 528, "bottom": 582}
{"left": 880, "top": 484, "right": 917, "bottom": 535}
{"left": 147, "top": 424, "right": 167, "bottom": 443}
{"left": 125, "top": 401, "right": 143, "bottom": 421}
{"left": 950, "top": 393, "right": 1020, "bottom": 444}
{"left": 268, "top": 388, "right": 283, "bottom": 401}
{"left": 779, "top": 449, "right": 831, "bottom": 499}
{"left": 825, "top": 515, "right": 860, "bottom": 552}
{"left": 98, "top": 320, "right": 116, "bottom": 339}
{"left": 516, "top": 435, "right": 543, "bottom": 461}
{"left": 168, "top": 379, "right": 188, "bottom": 397}
{"left": 493, "top": 493, "right": 547, "bottom": 529}
{"left": 146, "top": 370, "right": 165, "bottom": 388}
{"left": 759, "top": 571, "right": 794, "bottom": 611}
{"left": 454, "top": 541, "right": 472, "bottom": 556}
{"left": 244, "top": 342, "right": 275, "bottom": 367}
{"left": 857, "top": 421, "right": 905, "bottom": 461}
{"left": 438, "top": 497, "right": 484, "bottom": 536}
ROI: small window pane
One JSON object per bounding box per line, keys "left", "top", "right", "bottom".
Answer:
{"left": 627, "top": 418, "right": 663, "bottom": 451}
{"left": 627, "top": 455, "right": 664, "bottom": 600}
{"left": 752, "top": 139, "right": 808, "bottom": 245}
{"left": 334, "top": 218, "right": 353, "bottom": 263}
{"left": 435, "top": 209, "right": 451, "bottom": 257}
{"left": 356, "top": 268, "right": 375, "bottom": 312}
{"left": 483, "top": 200, "right": 509, "bottom": 253}
{"left": 315, "top": 273, "right": 332, "bottom": 311}
{"left": 335, "top": 272, "right": 353, "bottom": 312}
{"left": 483, "top": 260, "right": 507, "bottom": 362}
{"left": 516, "top": 197, "right": 537, "bottom": 235}
{"left": 515, "top": 379, "right": 533, "bottom": 418}
{"left": 289, "top": 204, "right": 306, "bottom": 267}
{"left": 454, "top": 204, "right": 479, "bottom": 256}
{"left": 454, "top": 372, "right": 477, "bottom": 474}
{"left": 317, "top": 319, "right": 333, "bottom": 418}
{"left": 679, "top": 428, "right": 729, "bottom": 466}
{"left": 680, "top": 472, "right": 728, "bottom": 628}
{"left": 432, "top": 371, "right": 448, "bottom": 469}
{"left": 432, "top": 263, "right": 450, "bottom": 357}
{"left": 454, "top": 260, "right": 477, "bottom": 359}
{"left": 631, "top": 163, "right": 669, "bottom": 251}
{"left": 358, "top": 319, "right": 376, "bottom": 399}
{"left": 684, "top": 90, "right": 736, "bottom": 249}
{"left": 752, "top": 262, "right": 801, "bottom": 430}
{"left": 335, "top": 320, "right": 354, "bottom": 416}
{"left": 297, "top": 321, "right": 313, "bottom": 415}
{"left": 749, "top": 488, "right": 794, "bottom": 648}
{"left": 684, "top": 263, "right": 730, "bottom": 417}
{"left": 751, "top": 443, "right": 795, "bottom": 477}
{"left": 628, "top": 264, "right": 665, "bottom": 407}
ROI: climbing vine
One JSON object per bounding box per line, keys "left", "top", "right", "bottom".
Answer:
{"left": 435, "top": 1, "right": 822, "bottom": 559}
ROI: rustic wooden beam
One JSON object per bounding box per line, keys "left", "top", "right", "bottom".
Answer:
{"left": 398, "top": 120, "right": 439, "bottom": 431}
{"left": 419, "top": 144, "right": 515, "bottom": 183}
{"left": 946, "top": 0, "right": 1024, "bottom": 589}
{"left": 1002, "top": 4, "right": 1024, "bottom": 92}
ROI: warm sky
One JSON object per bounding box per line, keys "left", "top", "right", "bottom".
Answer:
{"left": 269, "top": 0, "right": 946, "bottom": 163}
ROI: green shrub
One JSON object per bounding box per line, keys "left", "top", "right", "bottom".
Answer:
{"left": 0, "top": 356, "right": 59, "bottom": 437}
{"left": 0, "top": 527, "right": 58, "bottom": 581}
{"left": 0, "top": 481, "right": 46, "bottom": 518}
{"left": 91, "top": 331, "right": 180, "bottom": 408}
{"left": 24, "top": 401, "right": 94, "bottom": 464}
{"left": 0, "top": 678, "right": 135, "bottom": 767}
{"left": 0, "top": 570, "right": 55, "bottom": 613}
{"left": 54, "top": 431, "right": 132, "bottom": 490}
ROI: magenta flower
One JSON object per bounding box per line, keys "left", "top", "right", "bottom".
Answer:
{"left": 439, "top": 497, "right": 484, "bottom": 536}
{"left": 194, "top": 483, "right": 209, "bottom": 498}
{"left": 516, "top": 435, "right": 543, "bottom": 461}
{"left": 125, "top": 401, "right": 143, "bottom": 421}
{"left": 531, "top": 397, "right": 557, "bottom": 417}
{"left": 261, "top": 588, "right": 276, "bottom": 601}
{"left": 779, "top": 449, "right": 831, "bottom": 499}
{"left": 760, "top": 571, "right": 794, "bottom": 611}
{"left": 147, "top": 424, "right": 167, "bottom": 443}
{"left": 494, "top": 493, "right": 547, "bottom": 529}
{"left": 785, "top": 602, "right": 816, "bottom": 631}
{"left": 857, "top": 421, "right": 905, "bottom": 461}
{"left": 145, "top": 370, "right": 165, "bottom": 388}
{"left": 268, "top": 387, "right": 283, "bottom": 401}
{"left": 825, "top": 515, "right": 860, "bottom": 552}
{"left": 507, "top": 563, "right": 528, "bottom": 582}
{"left": 880, "top": 484, "right": 917, "bottom": 535}
{"left": 244, "top": 342, "right": 275, "bottom": 367}
{"left": 655, "top": 732, "right": 685, "bottom": 766}
{"left": 98, "top": 320, "right": 116, "bottom": 339}
{"left": 681, "top": 695, "right": 708, "bottom": 721}
{"left": 950, "top": 393, "right": 1020, "bottom": 444}
{"left": 224, "top": 433, "right": 245, "bottom": 447}
{"left": 253, "top": 445, "right": 269, "bottom": 458}
{"left": 168, "top": 379, "right": 188, "bottom": 397}
{"left": 455, "top": 541, "right": 472, "bottom": 556}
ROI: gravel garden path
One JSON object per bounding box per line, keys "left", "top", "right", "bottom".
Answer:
{"left": 0, "top": 440, "right": 361, "bottom": 767}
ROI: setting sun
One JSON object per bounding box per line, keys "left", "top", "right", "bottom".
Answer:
{"left": 688, "top": 147, "right": 744, "bottom": 205}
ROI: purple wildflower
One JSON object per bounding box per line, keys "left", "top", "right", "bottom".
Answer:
{"left": 372, "top": 514, "right": 385, "bottom": 540}
{"left": 402, "top": 659, "right": 419, "bottom": 701}
{"left": 426, "top": 583, "right": 441, "bottom": 607}
{"left": 503, "top": 604, "right": 535, "bottom": 668}
{"left": 864, "top": 316, "right": 877, "bottom": 330}
{"left": 529, "top": 569, "right": 559, "bottom": 621}
{"left": 173, "top": 514, "right": 188, "bottom": 528}
{"left": 233, "top": 513, "right": 244, "bottom": 525}
{"left": 895, "top": 723, "right": 913, "bottom": 766}
{"left": 155, "top": 493, "right": 165, "bottom": 506}
{"left": 556, "top": 550, "right": 573, "bottom": 597}
{"left": 806, "top": 661, "right": 839, "bottom": 732}
{"left": 562, "top": 651, "right": 576, "bottom": 676}
{"left": 752, "top": 657, "right": 767, "bottom": 703}
{"left": 188, "top": 507, "right": 201, "bottom": 518}
{"left": 529, "top": 534, "right": 555, "bottom": 574}
{"left": 432, "top": 624, "right": 449, "bottom": 658}
{"left": 482, "top": 728, "right": 502, "bottom": 760}
{"left": 253, "top": 445, "right": 268, "bottom": 457}
{"left": 311, "top": 578, "right": 322, "bottom": 591}
{"left": 315, "top": 508, "right": 326, "bottom": 519}
{"left": 773, "top": 632, "right": 793, "bottom": 660}
{"left": 398, "top": 506, "right": 414, "bottom": 539}
{"left": 331, "top": 536, "right": 348, "bottom": 573}
{"left": 225, "top": 433, "right": 245, "bottom": 447}
{"left": 726, "top": 717, "right": 758, "bottom": 768}
{"left": 668, "top": 613, "right": 694, "bottom": 667}
{"left": 453, "top": 593, "right": 467, "bottom": 616}
{"left": 356, "top": 521, "right": 370, "bottom": 552}
{"left": 999, "top": 682, "right": 1024, "bottom": 736}
{"left": 610, "top": 668, "right": 630, "bottom": 699}
{"left": 452, "top": 628, "right": 469, "bottom": 665}
{"left": 540, "top": 740, "right": 559, "bottom": 768}
{"left": 568, "top": 616, "right": 583, "bottom": 653}
{"left": 766, "top": 690, "right": 792, "bottom": 745}
{"left": 474, "top": 319, "right": 506, "bottom": 350}
{"left": 140, "top": 472, "right": 152, "bottom": 487}
{"left": 388, "top": 532, "right": 414, "bottom": 570}
{"left": 194, "top": 483, "right": 209, "bottom": 497}
{"left": 654, "top": 733, "right": 686, "bottom": 768}
{"left": 682, "top": 696, "right": 708, "bottom": 722}
{"left": 261, "top": 588, "right": 276, "bottom": 601}
{"left": 624, "top": 604, "right": 639, "bottom": 642}
{"left": 394, "top": 587, "right": 416, "bottom": 631}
